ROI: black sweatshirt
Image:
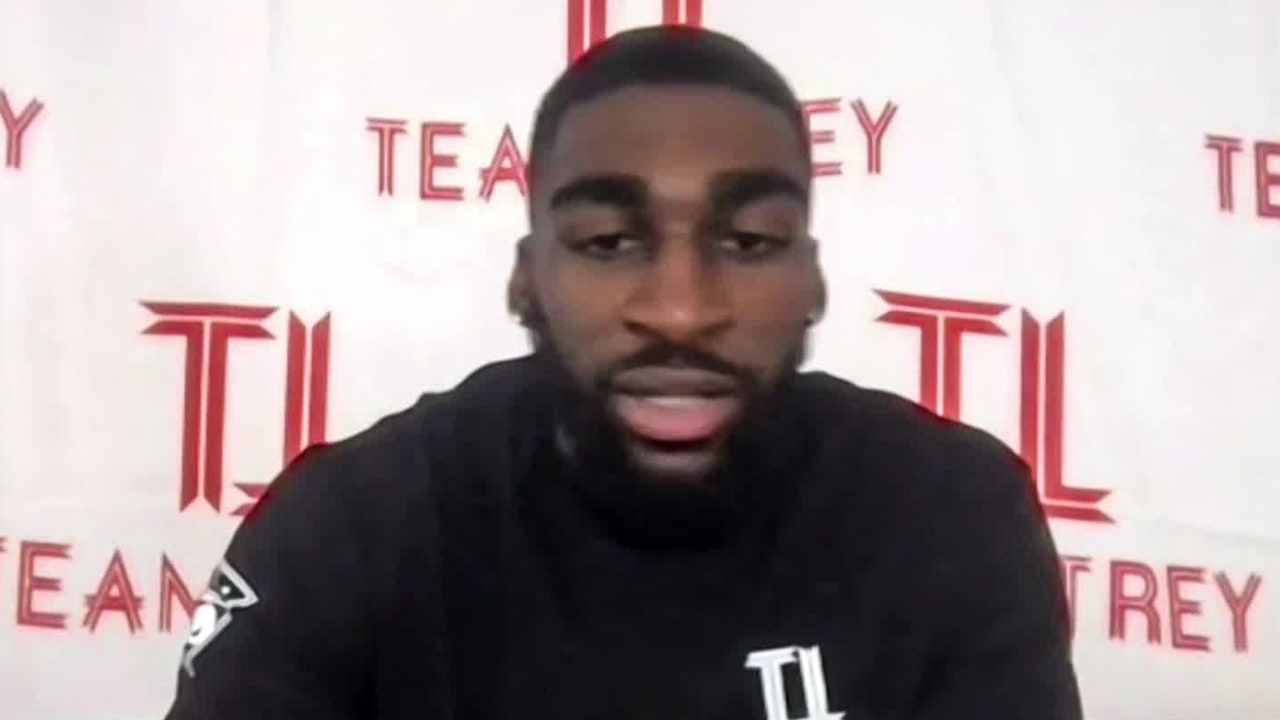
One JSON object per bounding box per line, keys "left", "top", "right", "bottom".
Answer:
{"left": 164, "top": 355, "right": 1082, "bottom": 720}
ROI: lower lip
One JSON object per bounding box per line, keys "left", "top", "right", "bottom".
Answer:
{"left": 610, "top": 394, "right": 741, "bottom": 443}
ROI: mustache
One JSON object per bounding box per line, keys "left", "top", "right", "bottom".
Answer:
{"left": 594, "top": 342, "right": 757, "bottom": 394}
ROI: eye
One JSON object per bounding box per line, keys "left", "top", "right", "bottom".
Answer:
{"left": 718, "top": 231, "right": 789, "bottom": 258}
{"left": 571, "top": 232, "right": 645, "bottom": 259}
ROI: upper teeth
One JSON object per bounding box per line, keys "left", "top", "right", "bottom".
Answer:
{"left": 640, "top": 396, "right": 706, "bottom": 408}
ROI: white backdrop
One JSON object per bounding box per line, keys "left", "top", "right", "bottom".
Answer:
{"left": 2, "top": 1, "right": 1279, "bottom": 718}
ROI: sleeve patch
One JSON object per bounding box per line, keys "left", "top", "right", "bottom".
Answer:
{"left": 181, "top": 559, "right": 260, "bottom": 678}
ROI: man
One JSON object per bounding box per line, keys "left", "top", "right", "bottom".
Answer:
{"left": 165, "top": 25, "right": 1082, "bottom": 720}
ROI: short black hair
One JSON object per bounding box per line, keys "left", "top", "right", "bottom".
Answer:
{"left": 527, "top": 25, "right": 810, "bottom": 194}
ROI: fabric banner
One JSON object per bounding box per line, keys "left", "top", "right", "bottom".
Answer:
{"left": 1, "top": 1, "right": 1277, "bottom": 718}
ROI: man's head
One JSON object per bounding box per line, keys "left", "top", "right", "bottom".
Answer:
{"left": 510, "top": 25, "right": 825, "bottom": 487}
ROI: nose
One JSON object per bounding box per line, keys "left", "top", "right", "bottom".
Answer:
{"left": 621, "top": 238, "right": 732, "bottom": 343}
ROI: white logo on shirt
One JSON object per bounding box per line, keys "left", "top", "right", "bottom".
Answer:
{"left": 181, "top": 559, "right": 259, "bottom": 677}
{"left": 745, "top": 645, "right": 845, "bottom": 720}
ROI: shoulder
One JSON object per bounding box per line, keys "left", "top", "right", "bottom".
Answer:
{"left": 795, "top": 372, "right": 1059, "bottom": 614}
{"left": 795, "top": 370, "right": 1033, "bottom": 509}
{"left": 294, "top": 354, "right": 544, "bottom": 469}
{"left": 246, "top": 355, "right": 548, "bottom": 523}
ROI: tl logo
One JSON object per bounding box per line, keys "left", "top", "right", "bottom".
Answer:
{"left": 875, "top": 290, "right": 1112, "bottom": 523}
{"left": 567, "top": 0, "right": 704, "bottom": 63}
{"left": 142, "top": 302, "right": 332, "bottom": 516}
{"left": 746, "top": 645, "right": 844, "bottom": 720}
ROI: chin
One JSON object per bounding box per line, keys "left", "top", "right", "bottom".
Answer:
{"left": 624, "top": 440, "right": 726, "bottom": 486}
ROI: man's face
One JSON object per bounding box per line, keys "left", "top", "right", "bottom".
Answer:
{"left": 514, "top": 85, "right": 823, "bottom": 484}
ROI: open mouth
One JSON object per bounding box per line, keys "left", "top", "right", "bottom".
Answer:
{"left": 608, "top": 367, "right": 743, "bottom": 445}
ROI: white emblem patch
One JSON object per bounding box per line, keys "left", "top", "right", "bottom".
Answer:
{"left": 181, "top": 560, "right": 259, "bottom": 677}
{"left": 745, "top": 645, "right": 845, "bottom": 720}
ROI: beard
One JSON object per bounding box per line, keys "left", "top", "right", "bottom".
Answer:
{"left": 528, "top": 323, "right": 809, "bottom": 550}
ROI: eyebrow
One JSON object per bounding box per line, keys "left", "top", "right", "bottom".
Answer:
{"left": 546, "top": 169, "right": 808, "bottom": 215}
{"left": 548, "top": 174, "right": 647, "bottom": 213}
{"left": 708, "top": 170, "right": 808, "bottom": 216}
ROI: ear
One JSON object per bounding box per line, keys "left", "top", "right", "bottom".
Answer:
{"left": 507, "top": 235, "right": 533, "bottom": 323}
{"left": 811, "top": 270, "right": 827, "bottom": 325}
{"left": 807, "top": 238, "right": 827, "bottom": 325}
